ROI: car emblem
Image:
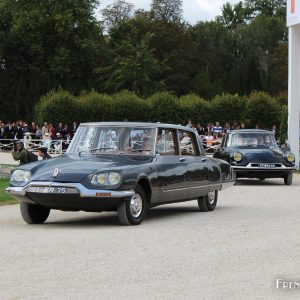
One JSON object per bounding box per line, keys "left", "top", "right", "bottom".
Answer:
{"left": 52, "top": 168, "right": 59, "bottom": 178}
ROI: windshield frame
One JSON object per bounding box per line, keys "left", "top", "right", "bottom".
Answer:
{"left": 67, "top": 125, "right": 157, "bottom": 155}
{"left": 226, "top": 132, "right": 278, "bottom": 149}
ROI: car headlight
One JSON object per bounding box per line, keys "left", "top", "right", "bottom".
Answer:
{"left": 10, "top": 170, "right": 31, "bottom": 186}
{"left": 233, "top": 152, "right": 242, "bottom": 162}
{"left": 286, "top": 153, "right": 295, "bottom": 163}
{"left": 91, "top": 172, "right": 121, "bottom": 186}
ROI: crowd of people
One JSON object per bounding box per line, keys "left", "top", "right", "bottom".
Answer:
{"left": 186, "top": 119, "right": 279, "bottom": 152}
{"left": 0, "top": 120, "right": 79, "bottom": 155}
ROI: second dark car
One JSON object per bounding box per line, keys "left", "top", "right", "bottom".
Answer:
{"left": 213, "top": 129, "right": 295, "bottom": 185}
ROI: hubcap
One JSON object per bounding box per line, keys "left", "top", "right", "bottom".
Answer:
{"left": 130, "top": 193, "right": 143, "bottom": 218}
{"left": 207, "top": 191, "right": 215, "bottom": 205}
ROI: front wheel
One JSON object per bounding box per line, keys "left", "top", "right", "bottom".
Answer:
{"left": 20, "top": 202, "right": 50, "bottom": 224}
{"left": 284, "top": 173, "right": 293, "bottom": 185}
{"left": 198, "top": 190, "right": 218, "bottom": 212}
{"left": 117, "top": 185, "right": 147, "bottom": 225}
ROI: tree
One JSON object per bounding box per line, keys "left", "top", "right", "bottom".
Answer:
{"left": 245, "top": 0, "right": 286, "bottom": 18}
{"left": 217, "top": 1, "right": 251, "bottom": 28}
{"left": 95, "top": 29, "right": 165, "bottom": 96}
{"left": 101, "top": 0, "right": 134, "bottom": 30}
{"left": 0, "top": 0, "right": 102, "bottom": 120}
{"left": 150, "top": 0, "right": 183, "bottom": 23}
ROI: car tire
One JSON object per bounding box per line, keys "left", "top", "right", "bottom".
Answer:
{"left": 284, "top": 173, "right": 293, "bottom": 185}
{"left": 117, "top": 185, "right": 147, "bottom": 225}
{"left": 198, "top": 190, "right": 218, "bottom": 212}
{"left": 20, "top": 202, "right": 50, "bottom": 224}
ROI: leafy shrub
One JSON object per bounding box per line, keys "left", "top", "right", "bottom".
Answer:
{"left": 148, "top": 92, "right": 180, "bottom": 124}
{"left": 78, "top": 91, "right": 113, "bottom": 122}
{"left": 35, "top": 89, "right": 78, "bottom": 125}
{"left": 246, "top": 91, "right": 281, "bottom": 129}
{"left": 210, "top": 93, "right": 247, "bottom": 125}
{"left": 110, "top": 90, "right": 149, "bottom": 121}
{"left": 178, "top": 94, "right": 210, "bottom": 125}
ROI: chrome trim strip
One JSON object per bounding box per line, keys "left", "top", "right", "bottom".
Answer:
{"left": 6, "top": 181, "right": 135, "bottom": 198}
{"left": 162, "top": 183, "right": 225, "bottom": 193}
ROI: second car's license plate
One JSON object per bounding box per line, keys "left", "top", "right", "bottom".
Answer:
{"left": 258, "top": 163, "right": 276, "bottom": 168}
{"left": 27, "top": 186, "right": 78, "bottom": 194}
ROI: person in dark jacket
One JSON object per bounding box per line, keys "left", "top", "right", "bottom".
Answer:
{"left": 38, "top": 147, "right": 51, "bottom": 160}
{"left": 11, "top": 141, "right": 29, "bottom": 165}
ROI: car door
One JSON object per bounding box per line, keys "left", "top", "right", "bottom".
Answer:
{"left": 154, "top": 128, "right": 188, "bottom": 203}
{"left": 178, "top": 129, "right": 208, "bottom": 199}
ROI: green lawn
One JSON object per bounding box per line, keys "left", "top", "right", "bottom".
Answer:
{"left": 0, "top": 179, "right": 17, "bottom": 205}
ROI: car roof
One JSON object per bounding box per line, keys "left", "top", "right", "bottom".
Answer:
{"left": 80, "top": 122, "right": 197, "bottom": 132}
{"left": 228, "top": 129, "right": 272, "bottom": 134}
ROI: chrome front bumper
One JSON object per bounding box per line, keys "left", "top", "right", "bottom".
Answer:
{"left": 231, "top": 163, "right": 295, "bottom": 171}
{"left": 6, "top": 181, "right": 135, "bottom": 199}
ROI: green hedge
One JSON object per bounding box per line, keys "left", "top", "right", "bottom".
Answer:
{"left": 34, "top": 89, "right": 285, "bottom": 131}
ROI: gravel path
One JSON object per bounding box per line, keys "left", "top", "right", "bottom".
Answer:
{"left": 0, "top": 176, "right": 300, "bottom": 299}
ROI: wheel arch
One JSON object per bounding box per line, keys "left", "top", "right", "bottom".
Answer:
{"left": 136, "top": 176, "right": 152, "bottom": 203}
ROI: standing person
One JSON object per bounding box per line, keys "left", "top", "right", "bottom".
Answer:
{"left": 42, "top": 122, "right": 49, "bottom": 136}
{"left": 38, "top": 147, "right": 51, "bottom": 160}
{"left": 71, "top": 121, "right": 77, "bottom": 137}
{"left": 48, "top": 123, "right": 56, "bottom": 139}
{"left": 62, "top": 124, "right": 69, "bottom": 140}
{"left": 35, "top": 125, "right": 43, "bottom": 140}
{"left": 224, "top": 123, "right": 231, "bottom": 134}
{"left": 29, "top": 122, "right": 37, "bottom": 139}
{"left": 56, "top": 122, "right": 64, "bottom": 136}
{"left": 213, "top": 122, "right": 223, "bottom": 135}
{"left": 272, "top": 125, "right": 279, "bottom": 140}
{"left": 11, "top": 141, "right": 29, "bottom": 165}
{"left": 196, "top": 124, "right": 205, "bottom": 136}
{"left": 186, "top": 118, "right": 193, "bottom": 128}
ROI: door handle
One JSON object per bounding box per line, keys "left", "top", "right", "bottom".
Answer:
{"left": 179, "top": 157, "right": 186, "bottom": 162}
{"left": 201, "top": 158, "right": 207, "bottom": 162}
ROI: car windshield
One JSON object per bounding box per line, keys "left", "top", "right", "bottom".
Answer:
{"left": 67, "top": 126, "right": 156, "bottom": 155}
{"left": 227, "top": 133, "right": 278, "bottom": 149}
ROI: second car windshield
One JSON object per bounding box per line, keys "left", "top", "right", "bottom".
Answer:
{"left": 67, "top": 126, "right": 156, "bottom": 155}
{"left": 228, "top": 133, "right": 278, "bottom": 148}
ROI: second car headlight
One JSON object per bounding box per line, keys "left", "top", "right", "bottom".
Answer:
{"left": 233, "top": 152, "right": 242, "bottom": 162}
{"left": 91, "top": 172, "right": 121, "bottom": 186}
{"left": 10, "top": 170, "right": 31, "bottom": 186}
{"left": 286, "top": 153, "right": 295, "bottom": 163}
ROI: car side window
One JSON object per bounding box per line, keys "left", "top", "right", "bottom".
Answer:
{"left": 156, "top": 129, "right": 177, "bottom": 155}
{"left": 178, "top": 130, "right": 197, "bottom": 156}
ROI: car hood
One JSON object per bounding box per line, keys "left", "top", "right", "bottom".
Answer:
{"left": 20, "top": 153, "right": 154, "bottom": 183}
{"left": 232, "top": 147, "right": 286, "bottom": 164}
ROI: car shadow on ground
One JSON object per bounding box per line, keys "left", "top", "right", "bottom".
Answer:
{"left": 43, "top": 204, "right": 233, "bottom": 227}
{"left": 234, "top": 179, "right": 285, "bottom": 186}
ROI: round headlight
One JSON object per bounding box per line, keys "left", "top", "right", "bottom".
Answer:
{"left": 91, "top": 172, "right": 121, "bottom": 186}
{"left": 92, "top": 173, "right": 108, "bottom": 185}
{"left": 11, "top": 170, "right": 31, "bottom": 186}
{"left": 233, "top": 152, "right": 242, "bottom": 162}
{"left": 287, "top": 153, "right": 295, "bottom": 163}
{"left": 108, "top": 172, "right": 121, "bottom": 185}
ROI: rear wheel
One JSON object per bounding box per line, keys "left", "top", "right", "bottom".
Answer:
{"left": 198, "top": 190, "right": 218, "bottom": 212}
{"left": 20, "top": 202, "right": 50, "bottom": 224}
{"left": 284, "top": 173, "right": 293, "bottom": 185}
{"left": 117, "top": 185, "right": 147, "bottom": 225}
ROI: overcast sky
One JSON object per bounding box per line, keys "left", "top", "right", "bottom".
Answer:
{"left": 99, "top": 0, "right": 241, "bottom": 24}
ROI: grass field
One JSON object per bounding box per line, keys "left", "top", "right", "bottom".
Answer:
{"left": 0, "top": 179, "right": 16, "bottom": 205}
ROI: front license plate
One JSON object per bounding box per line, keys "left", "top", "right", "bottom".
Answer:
{"left": 258, "top": 164, "right": 276, "bottom": 168}
{"left": 27, "top": 186, "right": 78, "bottom": 194}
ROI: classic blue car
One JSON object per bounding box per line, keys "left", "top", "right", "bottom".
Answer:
{"left": 213, "top": 129, "right": 295, "bottom": 185}
{"left": 7, "top": 122, "right": 233, "bottom": 225}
